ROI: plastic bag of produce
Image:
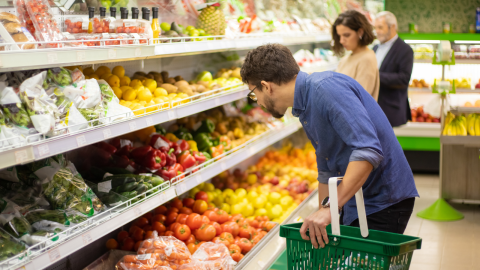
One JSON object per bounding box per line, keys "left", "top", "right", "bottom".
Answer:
{"left": 0, "top": 188, "right": 48, "bottom": 214}
{"left": 0, "top": 200, "right": 33, "bottom": 240}
{"left": 0, "top": 104, "right": 24, "bottom": 148}
{"left": 186, "top": 242, "right": 236, "bottom": 270}
{"left": 137, "top": 236, "right": 192, "bottom": 268}
{"left": 24, "top": 209, "right": 69, "bottom": 233}
{"left": 115, "top": 253, "right": 163, "bottom": 270}
{"left": 64, "top": 79, "right": 105, "bottom": 127}
{"left": 0, "top": 226, "right": 27, "bottom": 262}
{"left": 97, "top": 80, "right": 133, "bottom": 123}
{"left": 0, "top": 87, "right": 35, "bottom": 136}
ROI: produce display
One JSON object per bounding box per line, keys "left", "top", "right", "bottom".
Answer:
{"left": 412, "top": 44, "right": 433, "bottom": 60}
{"left": 409, "top": 79, "right": 429, "bottom": 88}
{"left": 410, "top": 106, "right": 440, "bottom": 123}
{"left": 464, "top": 100, "right": 480, "bottom": 107}
{"left": 442, "top": 112, "right": 480, "bottom": 136}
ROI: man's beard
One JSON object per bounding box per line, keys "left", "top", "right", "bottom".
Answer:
{"left": 265, "top": 95, "right": 284, "bottom": 119}
{"left": 378, "top": 29, "right": 391, "bottom": 43}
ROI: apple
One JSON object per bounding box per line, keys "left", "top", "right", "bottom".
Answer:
{"left": 417, "top": 116, "right": 425, "bottom": 122}
{"left": 417, "top": 106, "right": 424, "bottom": 114}
{"left": 270, "top": 176, "right": 279, "bottom": 186}
{"left": 411, "top": 109, "right": 418, "bottom": 118}
{"left": 422, "top": 113, "right": 429, "bottom": 119}
{"left": 426, "top": 118, "right": 432, "bottom": 122}
{"left": 476, "top": 83, "right": 480, "bottom": 89}
{"left": 433, "top": 118, "right": 440, "bottom": 123}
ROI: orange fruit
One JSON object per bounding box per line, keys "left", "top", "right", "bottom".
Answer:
{"left": 106, "top": 238, "right": 118, "bottom": 249}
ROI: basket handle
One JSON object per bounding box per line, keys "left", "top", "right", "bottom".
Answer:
{"left": 328, "top": 177, "right": 369, "bottom": 238}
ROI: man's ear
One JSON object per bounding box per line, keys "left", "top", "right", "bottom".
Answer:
{"left": 261, "top": 81, "right": 272, "bottom": 95}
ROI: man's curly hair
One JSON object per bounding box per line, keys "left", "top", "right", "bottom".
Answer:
{"left": 241, "top": 44, "right": 300, "bottom": 90}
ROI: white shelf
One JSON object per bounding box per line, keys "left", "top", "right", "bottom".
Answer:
{"left": 408, "top": 87, "right": 480, "bottom": 93}
{"left": 0, "top": 86, "right": 249, "bottom": 171}
{"left": 393, "top": 122, "right": 441, "bottom": 137}
{"left": 441, "top": 135, "right": 480, "bottom": 146}
{"left": 0, "top": 33, "right": 331, "bottom": 71}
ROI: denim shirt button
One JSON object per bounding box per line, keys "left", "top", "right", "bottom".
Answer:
{"left": 316, "top": 141, "right": 319, "bottom": 145}
{"left": 304, "top": 121, "right": 307, "bottom": 124}
{"left": 325, "top": 158, "right": 328, "bottom": 161}
{"left": 337, "top": 172, "right": 341, "bottom": 175}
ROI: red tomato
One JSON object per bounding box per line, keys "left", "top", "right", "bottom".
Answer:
{"left": 121, "top": 237, "right": 135, "bottom": 251}
{"left": 151, "top": 214, "right": 166, "bottom": 224}
{"left": 252, "top": 235, "right": 263, "bottom": 245}
{"left": 185, "top": 234, "right": 196, "bottom": 245}
{"left": 177, "top": 213, "right": 189, "bottom": 224}
{"left": 169, "top": 222, "right": 181, "bottom": 232}
{"left": 117, "top": 230, "right": 129, "bottom": 243}
{"left": 166, "top": 212, "right": 178, "bottom": 226}
{"left": 142, "top": 212, "right": 153, "bottom": 222}
{"left": 237, "top": 238, "right": 253, "bottom": 254}
{"left": 132, "top": 228, "right": 145, "bottom": 242}
{"left": 231, "top": 214, "right": 243, "bottom": 224}
{"left": 209, "top": 221, "right": 222, "bottom": 236}
{"left": 144, "top": 231, "right": 155, "bottom": 239}
{"left": 220, "top": 232, "right": 234, "bottom": 244}
{"left": 154, "top": 205, "right": 168, "bottom": 215}
{"left": 192, "top": 200, "right": 208, "bottom": 214}
{"left": 229, "top": 244, "right": 241, "bottom": 254}
{"left": 180, "top": 207, "right": 193, "bottom": 214}
{"left": 171, "top": 198, "right": 183, "bottom": 209}
{"left": 195, "top": 191, "right": 209, "bottom": 202}
{"left": 168, "top": 207, "right": 179, "bottom": 214}
{"left": 183, "top": 198, "right": 195, "bottom": 208}
{"left": 231, "top": 252, "right": 243, "bottom": 262}
{"left": 141, "top": 225, "right": 152, "bottom": 232}
{"left": 134, "top": 217, "right": 149, "bottom": 227}
{"left": 203, "top": 210, "right": 219, "bottom": 222}
{"left": 239, "top": 225, "right": 253, "bottom": 239}
{"left": 187, "top": 243, "right": 197, "bottom": 254}
{"left": 134, "top": 240, "right": 142, "bottom": 251}
{"left": 174, "top": 224, "right": 191, "bottom": 241}
{"left": 186, "top": 213, "right": 202, "bottom": 230}
{"left": 164, "top": 231, "right": 174, "bottom": 237}
{"left": 213, "top": 236, "right": 230, "bottom": 247}
{"left": 221, "top": 222, "right": 239, "bottom": 237}
{"left": 248, "top": 219, "right": 260, "bottom": 228}
{"left": 265, "top": 222, "right": 275, "bottom": 232}
{"left": 216, "top": 209, "right": 229, "bottom": 224}
{"left": 129, "top": 225, "right": 141, "bottom": 235}
{"left": 194, "top": 224, "right": 216, "bottom": 241}
{"left": 200, "top": 215, "right": 210, "bottom": 224}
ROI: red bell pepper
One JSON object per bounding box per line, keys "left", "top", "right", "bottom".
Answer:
{"left": 177, "top": 140, "right": 190, "bottom": 152}
{"left": 110, "top": 138, "right": 121, "bottom": 149}
{"left": 172, "top": 163, "right": 184, "bottom": 174}
{"left": 155, "top": 166, "right": 176, "bottom": 181}
{"left": 179, "top": 151, "right": 196, "bottom": 170}
{"left": 92, "top": 146, "right": 112, "bottom": 167}
{"left": 171, "top": 142, "right": 181, "bottom": 156}
{"left": 130, "top": 146, "right": 153, "bottom": 161}
{"left": 112, "top": 155, "right": 130, "bottom": 168}
{"left": 142, "top": 149, "right": 164, "bottom": 171}
{"left": 150, "top": 134, "right": 171, "bottom": 152}
{"left": 116, "top": 145, "right": 133, "bottom": 157}
{"left": 192, "top": 151, "right": 207, "bottom": 164}
{"left": 95, "top": 141, "right": 117, "bottom": 155}
{"left": 165, "top": 148, "right": 177, "bottom": 167}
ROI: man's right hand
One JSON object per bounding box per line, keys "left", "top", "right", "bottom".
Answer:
{"left": 299, "top": 207, "right": 332, "bottom": 248}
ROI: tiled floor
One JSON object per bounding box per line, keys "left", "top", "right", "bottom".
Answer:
{"left": 407, "top": 174, "right": 480, "bottom": 270}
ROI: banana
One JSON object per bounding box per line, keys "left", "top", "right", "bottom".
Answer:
{"left": 475, "top": 115, "right": 480, "bottom": 136}
{"left": 459, "top": 115, "right": 467, "bottom": 128}
{"left": 467, "top": 114, "right": 476, "bottom": 135}
{"left": 446, "top": 121, "right": 456, "bottom": 136}
{"left": 458, "top": 120, "right": 467, "bottom": 136}
{"left": 445, "top": 112, "right": 455, "bottom": 126}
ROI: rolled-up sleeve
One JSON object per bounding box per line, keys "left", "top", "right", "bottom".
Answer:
{"left": 318, "top": 171, "right": 335, "bottom": 184}
{"left": 349, "top": 148, "right": 383, "bottom": 169}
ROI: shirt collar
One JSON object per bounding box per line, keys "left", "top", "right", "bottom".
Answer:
{"left": 379, "top": 34, "right": 398, "bottom": 47}
{"left": 292, "top": 71, "right": 309, "bottom": 117}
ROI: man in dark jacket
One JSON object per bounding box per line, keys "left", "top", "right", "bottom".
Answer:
{"left": 373, "top": 11, "right": 414, "bottom": 127}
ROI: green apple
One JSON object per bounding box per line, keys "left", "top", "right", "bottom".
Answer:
{"left": 160, "top": 22, "right": 171, "bottom": 32}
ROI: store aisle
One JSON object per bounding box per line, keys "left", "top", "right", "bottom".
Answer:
{"left": 407, "top": 174, "right": 480, "bottom": 270}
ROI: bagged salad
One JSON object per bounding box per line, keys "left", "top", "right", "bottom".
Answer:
{"left": 97, "top": 80, "right": 132, "bottom": 123}
{"left": 0, "top": 87, "right": 35, "bottom": 137}
{"left": 0, "top": 108, "right": 24, "bottom": 148}
{"left": 0, "top": 226, "right": 26, "bottom": 262}
{"left": 64, "top": 78, "right": 105, "bottom": 127}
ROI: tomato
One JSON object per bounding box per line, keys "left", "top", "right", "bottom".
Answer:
{"left": 154, "top": 205, "right": 168, "bottom": 215}
{"left": 265, "top": 222, "right": 275, "bottom": 232}
{"left": 166, "top": 212, "right": 178, "bottom": 225}
{"left": 151, "top": 214, "right": 166, "bottom": 224}
{"left": 164, "top": 231, "right": 175, "bottom": 237}
{"left": 174, "top": 224, "right": 191, "bottom": 241}
{"left": 168, "top": 207, "right": 179, "bottom": 213}
{"left": 247, "top": 219, "right": 259, "bottom": 228}
{"left": 117, "top": 230, "right": 129, "bottom": 243}
{"left": 239, "top": 225, "right": 253, "bottom": 239}
{"left": 180, "top": 207, "right": 193, "bottom": 214}
{"left": 121, "top": 237, "right": 135, "bottom": 251}
{"left": 129, "top": 225, "right": 141, "bottom": 235}
{"left": 183, "top": 198, "right": 195, "bottom": 208}
{"left": 185, "top": 234, "right": 196, "bottom": 245}
{"left": 195, "top": 191, "right": 209, "bottom": 202}
{"left": 145, "top": 231, "right": 154, "bottom": 239}
{"left": 186, "top": 213, "right": 202, "bottom": 230}
{"left": 209, "top": 221, "right": 222, "bottom": 236}
{"left": 135, "top": 217, "right": 149, "bottom": 227}
{"left": 252, "top": 234, "right": 263, "bottom": 245}
{"left": 216, "top": 209, "right": 229, "bottom": 224}
{"left": 251, "top": 229, "right": 259, "bottom": 239}
{"left": 134, "top": 240, "right": 142, "bottom": 251}
{"left": 171, "top": 198, "right": 183, "bottom": 209}
{"left": 151, "top": 221, "right": 166, "bottom": 234}
{"left": 194, "top": 224, "right": 216, "bottom": 241}
{"left": 106, "top": 238, "right": 118, "bottom": 249}
{"left": 231, "top": 252, "right": 243, "bottom": 262}
{"left": 231, "top": 214, "right": 243, "bottom": 224}
{"left": 203, "top": 210, "right": 219, "bottom": 222}
{"left": 237, "top": 238, "right": 253, "bottom": 254}
{"left": 187, "top": 242, "right": 197, "bottom": 254}
{"left": 132, "top": 228, "right": 145, "bottom": 242}
{"left": 192, "top": 200, "right": 208, "bottom": 214}
{"left": 177, "top": 213, "right": 189, "bottom": 224}
{"left": 207, "top": 203, "right": 216, "bottom": 210}
{"left": 200, "top": 215, "right": 210, "bottom": 224}
{"left": 142, "top": 212, "right": 153, "bottom": 221}
{"left": 220, "top": 232, "right": 234, "bottom": 244}
{"left": 142, "top": 225, "right": 152, "bottom": 231}
{"left": 258, "top": 221, "right": 266, "bottom": 231}
{"left": 229, "top": 244, "right": 241, "bottom": 254}
{"left": 237, "top": 218, "right": 249, "bottom": 227}
{"left": 213, "top": 236, "right": 230, "bottom": 247}
{"left": 221, "top": 222, "right": 239, "bottom": 237}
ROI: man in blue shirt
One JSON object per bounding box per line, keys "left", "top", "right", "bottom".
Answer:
{"left": 240, "top": 44, "right": 418, "bottom": 249}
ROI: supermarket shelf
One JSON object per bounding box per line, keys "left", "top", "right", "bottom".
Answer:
{"left": 408, "top": 87, "right": 480, "bottom": 93}
{"left": 441, "top": 135, "right": 480, "bottom": 146}
{"left": 450, "top": 106, "right": 480, "bottom": 114}
{"left": 0, "top": 33, "right": 331, "bottom": 71}
{"left": 174, "top": 121, "right": 303, "bottom": 195}
{"left": 17, "top": 185, "right": 177, "bottom": 270}
{"left": 414, "top": 58, "right": 480, "bottom": 64}
{"left": 393, "top": 122, "right": 441, "bottom": 137}
{"left": 0, "top": 86, "right": 249, "bottom": 170}
{"left": 236, "top": 189, "right": 319, "bottom": 270}
{"left": 400, "top": 33, "right": 480, "bottom": 42}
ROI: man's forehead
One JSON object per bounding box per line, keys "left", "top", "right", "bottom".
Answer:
{"left": 375, "top": 17, "right": 387, "bottom": 24}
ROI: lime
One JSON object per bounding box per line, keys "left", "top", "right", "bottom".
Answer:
{"left": 160, "top": 22, "right": 171, "bottom": 32}
{"left": 188, "top": 29, "right": 199, "bottom": 36}
{"left": 198, "top": 29, "right": 206, "bottom": 36}
{"left": 186, "top": 25, "right": 196, "bottom": 32}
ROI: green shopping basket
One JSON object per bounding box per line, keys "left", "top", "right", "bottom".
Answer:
{"left": 279, "top": 177, "right": 422, "bottom": 270}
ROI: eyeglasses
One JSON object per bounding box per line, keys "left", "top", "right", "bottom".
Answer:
{"left": 248, "top": 87, "right": 257, "bottom": 101}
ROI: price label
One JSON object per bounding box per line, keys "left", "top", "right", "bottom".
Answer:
{"left": 98, "top": 180, "right": 112, "bottom": 192}
{"left": 214, "top": 98, "right": 221, "bottom": 106}
{"left": 129, "top": 121, "right": 136, "bottom": 131}
{"left": 248, "top": 146, "right": 255, "bottom": 155}
{"left": 196, "top": 174, "right": 203, "bottom": 184}
{"left": 178, "top": 183, "right": 187, "bottom": 194}
{"left": 294, "top": 216, "right": 303, "bottom": 222}
{"left": 103, "top": 128, "right": 112, "bottom": 139}
{"left": 133, "top": 206, "right": 142, "bottom": 216}
{"left": 102, "top": 33, "right": 111, "bottom": 39}
{"left": 76, "top": 135, "right": 87, "bottom": 147}
{"left": 82, "top": 232, "right": 93, "bottom": 245}
{"left": 47, "top": 53, "right": 58, "bottom": 64}
{"left": 77, "top": 51, "right": 86, "bottom": 61}
{"left": 158, "top": 191, "right": 166, "bottom": 203}
{"left": 15, "top": 150, "right": 28, "bottom": 163}
{"left": 220, "top": 162, "right": 227, "bottom": 171}
{"left": 145, "top": 117, "right": 153, "bottom": 126}
{"left": 38, "top": 144, "right": 50, "bottom": 157}
{"left": 257, "top": 260, "right": 266, "bottom": 268}
{"left": 48, "top": 248, "right": 61, "bottom": 262}
{"left": 108, "top": 49, "right": 117, "bottom": 59}
{"left": 167, "top": 110, "right": 176, "bottom": 120}
{"left": 135, "top": 48, "right": 142, "bottom": 57}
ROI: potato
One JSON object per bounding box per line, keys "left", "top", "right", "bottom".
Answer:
{"left": 174, "top": 75, "right": 184, "bottom": 81}
{"left": 154, "top": 74, "right": 164, "bottom": 85}
{"left": 166, "top": 77, "right": 176, "bottom": 84}
{"left": 134, "top": 71, "right": 148, "bottom": 77}
{"left": 161, "top": 71, "right": 169, "bottom": 82}
{"left": 197, "top": 81, "right": 210, "bottom": 89}
{"left": 149, "top": 71, "right": 160, "bottom": 76}
{"left": 174, "top": 80, "right": 189, "bottom": 88}
{"left": 132, "top": 74, "right": 146, "bottom": 80}
{"left": 178, "top": 85, "right": 194, "bottom": 96}
{"left": 145, "top": 74, "right": 154, "bottom": 79}
{"left": 161, "top": 83, "right": 178, "bottom": 94}
{"left": 196, "top": 85, "right": 207, "bottom": 93}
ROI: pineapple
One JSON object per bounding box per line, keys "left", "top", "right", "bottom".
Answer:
{"left": 196, "top": 5, "right": 226, "bottom": 36}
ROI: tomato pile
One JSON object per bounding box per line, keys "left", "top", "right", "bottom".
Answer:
{"left": 106, "top": 196, "right": 275, "bottom": 263}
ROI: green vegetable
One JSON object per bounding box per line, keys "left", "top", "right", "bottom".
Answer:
{"left": 47, "top": 68, "right": 72, "bottom": 86}
{"left": 3, "top": 216, "right": 32, "bottom": 238}
{"left": 194, "top": 133, "right": 213, "bottom": 152}
{"left": 99, "top": 83, "right": 115, "bottom": 107}
{"left": 0, "top": 227, "right": 26, "bottom": 261}
{"left": 134, "top": 183, "right": 147, "bottom": 194}
{"left": 150, "top": 177, "right": 164, "bottom": 187}
{"left": 2, "top": 104, "right": 31, "bottom": 128}
{"left": 25, "top": 210, "right": 68, "bottom": 226}
{"left": 195, "top": 119, "right": 215, "bottom": 134}
{"left": 174, "top": 127, "right": 193, "bottom": 141}
{"left": 102, "top": 167, "right": 133, "bottom": 175}
{"left": 201, "top": 151, "right": 211, "bottom": 160}
{"left": 103, "top": 175, "right": 137, "bottom": 189}
{"left": 117, "top": 182, "right": 138, "bottom": 193}
{"left": 154, "top": 125, "right": 167, "bottom": 135}
{"left": 78, "top": 106, "right": 102, "bottom": 126}
{"left": 120, "top": 191, "right": 137, "bottom": 199}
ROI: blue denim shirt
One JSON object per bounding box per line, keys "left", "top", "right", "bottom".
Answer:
{"left": 292, "top": 71, "right": 418, "bottom": 225}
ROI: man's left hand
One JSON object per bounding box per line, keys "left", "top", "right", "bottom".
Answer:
{"left": 299, "top": 207, "right": 331, "bottom": 248}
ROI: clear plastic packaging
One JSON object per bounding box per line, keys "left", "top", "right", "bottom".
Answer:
{"left": 0, "top": 12, "right": 36, "bottom": 50}
{"left": 0, "top": 226, "right": 27, "bottom": 261}
{"left": 136, "top": 235, "right": 192, "bottom": 268}
{"left": 185, "top": 242, "right": 236, "bottom": 270}
{"left": 0, "top": 87, "right": 34, "bottom": 134}
{"left": 64, "top": 17, "right": 89, "bottom": 34}
{"left": 94, "top": 7, "right": 110, "bottom": 33}
{"left": 115, "top": 9, "right": 139, "bottom": 34}
{"left": 13, "top": 0, "right": 35, "bottom": 37}
{"left": 469, "top": 45, "right": 480, "bottom": 53}
{"left": 24, "top": 0, "right": 64, "bottom": 48}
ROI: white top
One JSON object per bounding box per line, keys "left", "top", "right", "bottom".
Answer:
{"left": 375, "top": 34, "right": 398, "bottom": 69}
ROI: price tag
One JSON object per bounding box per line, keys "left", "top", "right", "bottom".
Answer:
{"left": 108, "top": 49, "right": 117, "bottom": 59}
{"left": 158, "top": 191, "right": 166, "bottom": 203}
{"left": 103, "top": 128, "right": 112, "bottom": 139}
{"left": 257, "top": 260, "right": 266, "bottom": 268}
{"left": 47, "top": 53, "right": 58, "bottom": 64}
{"left": 214, "top": 98, "right": 221, "bottom": 106}
{"left": 38, "top": 144, "right": 50, "bottom": 157}
{"left": 135, "top": 47, "right": 142, "bottom": 57}
{"left": 129, "top": 121, "right": 136, "bottom": 131}
{"left": 196, "top": 174, "right": 203, "bottom": 184}
{"left": 15, "top": 150, "right": 28, "bottom": 163}
{"left": 133, "top": 206, "right": 142, "bottom": 216}
{"left": 179, "top": 183, "right": 187, "bottom": 194}
{"left": 167, "top": 110, "right": 176, "bottom": 120}
{"left": 48, "top": 248, "right": 61, "bottom": 262}
{"left": 136, "top": 254, "right": 151, "bottom": 260}
{"left": 82, "top": 232, "right": 93, "bottom": 245}
{"left": 81, "top": 18, "right": 89, "bottom": 30}
{"left": 98, "top": 180, "right": 112, "bottom": 192}
{"left": 145, "top": 117, "right": 153, "bottom": 126}
{"left": 76, "top": 135, "right": 87, "bottom": 147}
{"left": 294, "top": 216, "right": 303, "bottom": 222}
{"left": 77, "top": 51, "right": 86, "bottom": 61}
{"left": 102, "top": 33, "right": 111, "bottom": 39}
{"left": 220, "top": 162, "right": 227, "bottom": 171}
{"left": 248, "top": 146, "right": 255, "bottom": 155}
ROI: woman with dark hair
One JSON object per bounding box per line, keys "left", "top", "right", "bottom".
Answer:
{"left": 333, "top": 10, "right": 379, "bottom": 100}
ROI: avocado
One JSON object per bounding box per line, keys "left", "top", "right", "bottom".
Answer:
{"left": 171, "top": 22, "right": 183, "bottom": 35}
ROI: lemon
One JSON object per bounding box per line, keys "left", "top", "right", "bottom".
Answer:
{"left": 221, "top": 203, "right": 231, "bottom": 214}
{"left": 225, "top": 194, "right": 238, "bottom": 205}
{"left": 168, "top": 93, "right": 177, "bottom": 98}
{"left": 204, "top": 183, "right": 215, "bottom": 192}
{"left": 268, "top": 205, "right": 283, "bottom": 219}
{"left": 247, "top": 174, "right": 257, "bottom": 185}
{"left": 146, "top": 101, "right": 157, "bottom": 112}
{"left": 137, "top": 89, "right": 153, "bottom": 102}
{"left": 96, "top": 66, "right": 111, "bottom": 77}
{"left": 223, "top": 189, "right": 234, "bottom": 197}
{"left": 143, "top": 79, "right": 157, "bottom": 92}
{"left": 107, "top": 75, "right": 120, "bottom": 88}
{"left": 100, "top": 73, "right": 113, "bottom": 81}
{"left": 153, "top": 97, "right": 164, "bottom": 104}
{"left": 132, "top": 104, "right": 145, "bottom": 116}
{"left": 112, "top": 66, "right": 125, "bottom": 78}
{"left": 242, "top": 204, "right": 254, "bottom": 217}
{"left": 154, "top": 88, "right": 168, "bottom": 97}
{"left": 197, "top": 183, "right": 205, "bottom": 190}
{"left": 122, "top": 89, "right": 137, "bottom": 101}
{"left": 139, "top": 101, "right": 147, "bottom": 106}
{"left": 207, "top": 191, "right": 216, "bottom": 202}
{"left": 247, "top": 191, "right": 258, "bottom": 202}
{"left": 214, "top": 189, "right": 222, "bottom": 196}
{"left": 83, "top": 67, "right": 95, "bottom": 76}
{"left": 90, "top": 74, "right": 100, "bottom": 80}
{"left": 120, "top": 76, "right": 131, "bottom": 87}
{"left": 122, "top": 101, "right": 132, "bottom": 107}
{"left": 230, "top": 204, "right": 244, "bottom": 215}
{"left": 130, "top": 79, "right": 143, "bottom": 88}
{"left": 280, "top": 196, "right": 293, "bottom": 210}
{"left": 265, "top": 202, "right": 273, "bottom": 211}
{"left": 253, "top": 196, "right": 267, "bottom": 209}
{"left": 254, "top": 208, "right": 268, "bottom": 216}
{"left": 213, "top": 195, "right": 224, "bottom": 206}
{"left": 235, "top": 188, "right": 247, "bottom": 199}
{"left": 112, "top": 87, "right": 122, "bottom": 99}
{"left": 268, "top": 192, "right": 281, "bottom": 205}
{"left": 279, "top": 190, "right": 290, "bottom": 197}
{"left": 177, "top": 93, "right": 188, "bottom": 99}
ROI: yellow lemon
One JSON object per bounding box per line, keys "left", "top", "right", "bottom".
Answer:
{"left": 247, "top": 174, "right": 257, "bottom": 185}
{"left": 247, "top": 191, "right": 258, "bottom": 202}
{"left": 235, "top": 188, "right": 247, "bottom": 199}
{"left": 221, "top": 203, "right": 231, "bottom": 214}
{"left": 122, "top": 89, "right": 137, "bottom": 101}
{"left": 204, "top": 183, "right": 215, "bottom": 192}
{"left": 107, "top": 75, "right": 120, "bottom": 88}
{"left": 255, "top": 208, "right": 268, "bottom": 216}
{"left": 177, "top": 93, "right": 188, "bottom": 99}
{"left": 153, "top": 97, "right": 164, "bottom": 104}
{"left": 154, "top": 88, "right": 168, "bottom": 97}
{"left": 134, "top": 86, "right": 145, "bottom": 93}
{"left": 139, "top": 101, "right": 147, "bottom": 106}
{"left": 83, "top": 67, "right": 95, "bottom": 76}
{"left": 268, "top": 192, "right": 281, "bottom": 204}
{"left": 168, "top": 93, "right": 177, "bottom": 98}
{"left": 143, "top": 79, "right": 157, "bottom": 92}
{"left": 95, "top": 66, "right": 111, "bottom": 77}
{"left": 120, "top": 76, "right": 131, "bottom": 87}
{"left": 222, "top": 189, "right": 234, "bottom": 197}
{"left": 137, "top": 89, "right": 153, "bottom": 102}
{"left": 280, "top": 196, "right": 293, "bottom": 210}
{"left": 225, "top": 194, "right": 238, "bottom": 205}
{"left": 89, "top": 74, "right": 99, "bottom": 80}
{"left": 130, "top": 79, "right": 143, "bottom": 88}
{"left": 132, "top": 104, "right": 145, "bottom": 116}
{"left": 100, "top": 73, "right": 113, "bottom": 81}
{"left": 120, "top": 86, "right": 132, "bottom": 92}
{"left": 112, "top": 66, "right": 125, "bottom": 78}
{"left": 242, "top": 204, "right": 254, "bottom": 217}
{"left": 230, "top": 204, "right": 244, "bottom": 215}
{"left": 112, "top": 87, "right": 122, "bottom": 99}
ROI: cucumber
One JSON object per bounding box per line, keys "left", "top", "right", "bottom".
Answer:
{"left": 104, "top": 176, "right": 137, "bottom": 189}
{"left": 117, "top": 182, "right": 138, "bottom": 193}
{"left": 150, "top": 177, "right": 164, "bottom": 187}
{"left": 120, "top": 191, "right": 138, "bottom": 199}
{"left": 134, "top": 183, "right": 148, "bottom": 194}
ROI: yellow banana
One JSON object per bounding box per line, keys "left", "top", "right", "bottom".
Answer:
{"left": 459, "top": 115, "right": 467, "bottom": 128}
{"left": 442, "top": 123, "right": 449, "bottom": 135}
{"left": 458, "top": 121, "right": 467, "bottom": 136}
{"left": 467, "top": 114, "right": 476, "bottom": 135}
{"left": 475, "top": 116, "right": 480, "bottom": 136}
{"left": 446, "top": 122, "right": 456, "bottom": 136}
{"left": 445, "top": 112, "right": 455, "bottom": 126}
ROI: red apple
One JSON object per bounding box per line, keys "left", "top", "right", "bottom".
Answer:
{"left": 411, "top": 109, "right": 418, "bottom": 118}
{"left": 417, "top": 107, "right": 424, "bottom": 114}
{"left": 270, "top": 176, "right": 279, "bottom": 186}
{"left": 433, "top": 118, "right": 440, "bottom": 123}
{"left": 426, "top": 118, "right": 432, "bottom": 122}
{"left": 417, "top": 117, "right": 425, "bottom": 122}
{"left": 422, "top": 113, "right": 429, "bottom": 119}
